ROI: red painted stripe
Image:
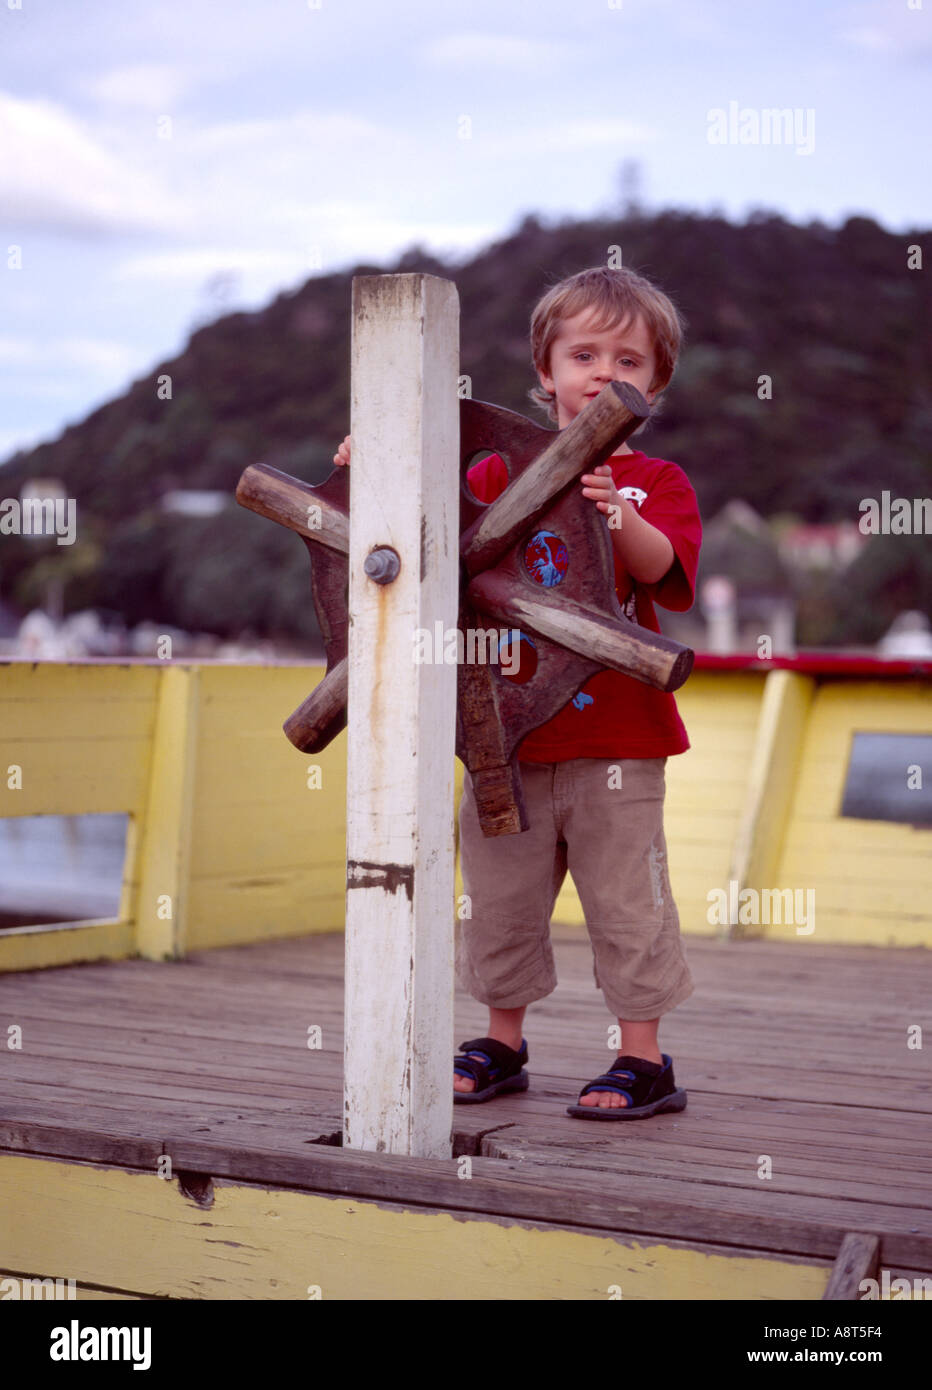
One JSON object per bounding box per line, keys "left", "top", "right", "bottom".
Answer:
{"left": 691, "top": 652, "right": 932, "bottom": 677}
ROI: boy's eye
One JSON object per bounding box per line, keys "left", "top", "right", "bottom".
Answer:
{"left": 574, "top": 353, "right": 637, "bottom": 367}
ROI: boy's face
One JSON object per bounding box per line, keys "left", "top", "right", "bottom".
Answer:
{"left": 537, "top": 308, "right": 659, "bottom": 449}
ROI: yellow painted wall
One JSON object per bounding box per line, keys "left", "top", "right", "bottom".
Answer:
{"left": 186, "top": 665, "right": 347, "bottom": 949}
{"left": 0, "top": 663, "right": 159, "bottom": 818}
{"left": 773, "top": 682, "right": 932, "bottom": 946}
{"left": 0, "top": 662, "right": 346, "bottom": 970}
{"left": 1, "top": 662, "right": 930, "bottom": 971}
{"left": 0, "top": 1152, "right": 830, "bottom": 1301}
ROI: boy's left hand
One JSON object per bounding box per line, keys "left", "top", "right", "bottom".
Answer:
{"left": 580, "top": 464, "right": 623, "bottom": 528}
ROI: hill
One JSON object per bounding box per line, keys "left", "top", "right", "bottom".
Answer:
{"left": 1, "top": 208, "right": 930, "bottom": 644}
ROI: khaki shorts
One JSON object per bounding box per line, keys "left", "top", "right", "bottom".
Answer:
{"left": 456, "top": 757, "right": 694, "bottom": 1021}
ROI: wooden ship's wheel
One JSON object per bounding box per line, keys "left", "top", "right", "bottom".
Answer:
{"left": 236, "top": 381, "right": 693, "bottom": 836}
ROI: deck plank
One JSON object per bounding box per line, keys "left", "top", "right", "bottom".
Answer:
{"left": 1, "top": 928, "right": 930, "bottom": 1268}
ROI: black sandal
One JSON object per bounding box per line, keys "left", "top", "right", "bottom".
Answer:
{"left": 567, "top": 1052, "right": 687, "bottom": 1120}
{"left": 453, "top": 1036, "right": 529, "bottom": 1104}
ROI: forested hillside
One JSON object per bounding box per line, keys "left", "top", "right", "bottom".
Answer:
{"left": 1, "top": 209, "right": 929, "bottom": 643}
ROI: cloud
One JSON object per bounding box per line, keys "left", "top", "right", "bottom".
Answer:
{"left": 528, "top": 119, "right": 658, "bottom": 152}
{"left": 113, "top": 248, "right": 306, "bottom": 281}
{"left": 838, "top": 1, "right": 932, "bottom": 58}
{"left": 0, "top": 337, "right": 41, "bottom": 365}
{"left": 57, "top": 338, "right": 139, "bottom": 373}
{"left": 422, "top": 32, "right": 583, "bottom": 71}
{"left": 112, "top": 213, "right": 499, "bottom": 287}
{"left": 0, "top": 91, "right": 187, "bottom": 236}
{"left": 0, "top": 427, "right": 47, "bottom": 461}
{"left": 189, "top": 111, "right": 389, "bottom": 157}
{"left": 0, "top": 335, "right": 136, "bottom": 374}
{"left": 457, "top": 117, "right": 659, "bottom": 156}
{"left": 85, "top": 63, "right": 191, "bottom": 109}
{"left": 841, "top": 26, "right": 894, "bottom": 52}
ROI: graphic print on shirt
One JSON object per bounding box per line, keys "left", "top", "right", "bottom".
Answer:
{"left": 614, "top": 478, "right": 646, "bottom": 627}
{"left": 618, "top": 485, "right": 648, "bottom": 506}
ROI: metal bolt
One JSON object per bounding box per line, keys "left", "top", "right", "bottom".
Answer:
{"left": 364, "top": 546, "right": 401, "bottom": 584}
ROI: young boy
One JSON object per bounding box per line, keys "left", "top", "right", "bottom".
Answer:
{"left": 334, "top": 264, "right": 701, "bottom": 1121}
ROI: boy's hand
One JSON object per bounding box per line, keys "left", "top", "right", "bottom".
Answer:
{"left": 333, "top": 434, "right": 352, "bottom": 467}
{"left": 580, "top": 464, "right": 622, "bottom": 528}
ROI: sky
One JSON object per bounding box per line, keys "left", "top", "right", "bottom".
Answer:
{"left": 0, "top": 0, "right": 929, "bottom": 464}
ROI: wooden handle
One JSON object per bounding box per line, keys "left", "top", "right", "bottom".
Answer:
{"left": 236, "top": 463, "right": 350, "bottom": 555}
{"left": 460, "top": 382, "right": 650, "bottom": 577}
{"left": 467, "top": 571, "right": 694, "bottom": 694}
{"left": 283, "top": 658, "right": 348, "bottom": 751}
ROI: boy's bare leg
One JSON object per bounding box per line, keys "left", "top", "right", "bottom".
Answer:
{"left": 454, "top": 1006, "right": 526, "bottom": 1092}
{"left": 577, "top": 1016, "right": 663, "bottom": 1108}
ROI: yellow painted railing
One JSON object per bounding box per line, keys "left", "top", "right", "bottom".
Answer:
{"left": 0, "top": 663, "right": 348, "bottom": 970}
{"left": 0, "top": 660, "right": 929, "bottom": 972}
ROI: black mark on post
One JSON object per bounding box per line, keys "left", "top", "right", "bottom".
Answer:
{"left": 347, "top": 860, "right": 415, "bottom": 902}
{"left": 420, "top": 513, "right": 428, "bottom": 581}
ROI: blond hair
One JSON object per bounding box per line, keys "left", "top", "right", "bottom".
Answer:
{"left": 528, "top": 265, "right": 686, "bottom": 425}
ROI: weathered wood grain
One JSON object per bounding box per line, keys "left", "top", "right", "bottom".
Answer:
{"left": 282, "top": 658, "right": 348, "bottom": 752}
{"left": 822, "top": 1232, "right": 880, "bottom": 1300}
{"left": 1, "top": 931, "right": 930, "bottom": 1272}
{"left": 467, "top": 568, "right": 693, "bottom": 692}
{"left": 235, "top": 462, "right": 349, "bottom": 554}
{"left": 342, "top": 272, "right": 459, "bottom": 1157}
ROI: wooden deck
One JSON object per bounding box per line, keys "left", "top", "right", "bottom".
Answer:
{"left": 1, "top": 927, "right": 930, "bottom": 1299}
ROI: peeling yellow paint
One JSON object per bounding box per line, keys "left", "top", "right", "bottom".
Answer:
{"left": 0, "top": 1153, "right": 830, "bottom": 1301}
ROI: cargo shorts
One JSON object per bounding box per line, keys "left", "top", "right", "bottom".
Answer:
{"left": 455, "top": 757, "right": 694, "bottom": 1021}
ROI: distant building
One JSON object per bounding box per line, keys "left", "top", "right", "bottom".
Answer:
{"left": 697, "top": 500, "right": 796, "bottom": 655}
{"left": 161, "top": 491, "right": 228, "bottom": 517}
{"left": 877, "top": 611, "right": 932, "bottom": 659}
{"left": 776, "top": 521, "right": 866, "bottom": 570}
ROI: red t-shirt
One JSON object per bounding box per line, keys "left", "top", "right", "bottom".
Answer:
{"left": 465, "top": 447, "right": 702, "bottom": 761}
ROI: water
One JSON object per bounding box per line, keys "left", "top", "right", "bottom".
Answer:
{"left": 0, "top": 813, "right": 127, "bottom": 924}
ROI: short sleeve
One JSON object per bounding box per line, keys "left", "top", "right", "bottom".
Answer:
{"left": 637, "top": 464, "right": 702, "bottom": 612}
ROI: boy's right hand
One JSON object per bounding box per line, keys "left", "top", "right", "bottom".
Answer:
{"left": 333, "top": 435, "right": 351, "bottom": 467}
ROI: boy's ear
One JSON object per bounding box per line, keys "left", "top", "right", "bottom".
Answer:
{"left": 645, "top": 376, "right": 664, "bottom": 406}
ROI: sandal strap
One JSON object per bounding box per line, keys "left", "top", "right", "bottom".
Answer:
{"left": 454, "top": 1036, "right": 527, "bottom": 1088}
{"left": 615, "top": 1054, "right": 669, "bottom": 1075}
{"left": 458, "top": 1036, "right": 527, "bottom": 1068}
{"left": 577, "top": 1054, "right": 673, "bottom": 1105}
{"left": 453, "top": 1055, "right": 494, "bottom": 1088}
{"left": 577, "top": 1070, "right": 635, "bottom": 1101}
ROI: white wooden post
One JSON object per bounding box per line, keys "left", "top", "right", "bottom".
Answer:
{"left": 344, "top": 274, "right": 460, "bottom": 1157}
